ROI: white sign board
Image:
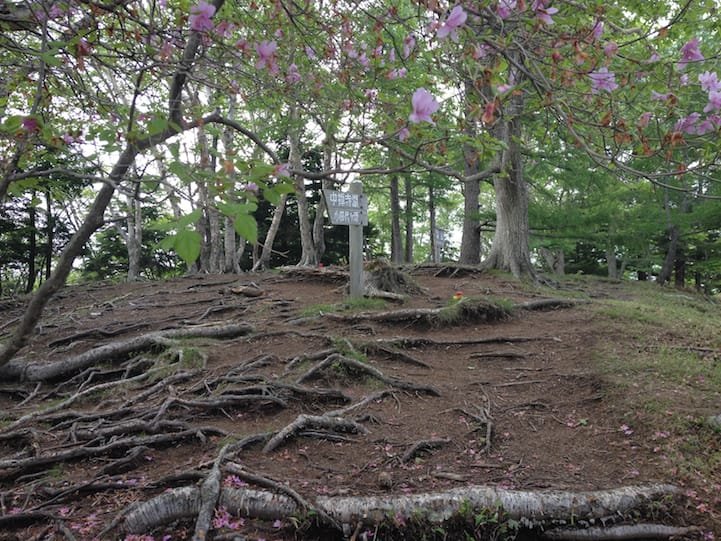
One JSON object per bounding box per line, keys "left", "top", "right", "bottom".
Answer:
{"left": 323, "top": 189, "right": 368, "bottom": 226}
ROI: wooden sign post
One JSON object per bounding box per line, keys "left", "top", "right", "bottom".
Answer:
{"left": 323, "top": 181, "right": 367, "bottom": 298}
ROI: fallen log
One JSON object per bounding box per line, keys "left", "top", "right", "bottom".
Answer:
{"left": 0, "top": 323, "right": 254, "bottom": 382}
{"left": 123, "top": 483, "right": 681, "bottom": 536}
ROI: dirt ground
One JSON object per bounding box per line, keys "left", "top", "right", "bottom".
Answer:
{"left": 0, "top": 267, "right": 718, "bottom": 540}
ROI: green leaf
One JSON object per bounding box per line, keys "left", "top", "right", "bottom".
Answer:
{"left": 234, "top": 214, "right": 258, "bottom": 243}
{"left": 147, "top": 116, "right": 168, "bottom": 136}
{"left": 2, "top": 115, "right": 22, "bottom": 133}
{"left": 174, "top": 230, "right": 201, "bottom": 264}
{"left": 263, "top": 188, "right": 280, "bottom": 205}
{"left": 40, "top": 51, "right": 62, "bottom": 67}
{"left": 274, "top": 182, "right": 296, "bottom": 194}
{"left": 159, "top": 233, "right": 176, "bottom": 251}
{"left": 175, "top": 209, "right": 202, "bottom": 229}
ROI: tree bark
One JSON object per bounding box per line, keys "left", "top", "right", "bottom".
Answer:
{"left": 126, "top": 183, "right": 143, "bottom": 281}
{"left": 124, "top": 483, "right": 679, "bottom": 535}
{"left": 289, "top": 108, "right": 317, "bottom": 267}
{"left": 460, "top": 79, "right": 484, "bottom": 265}
{"left": 44, "top": 189, "right": 53, "bottom": 280}
{"left": 404, "top": 176, "right": 414, "bottom": 263}
{"left": 428, "top": 184, "right": 439, "bottom": 263}
{"left": 389, "top": 174, "right": 403, "bottom": 264}
{"left": 657, "top": 225, "right": 678, "bottom": 286}
{"left": 25, "top": 193, "right": 37, "bottom": 293}
{"left": 481, "top": 91, "right": 534, "bottom": 279}
{"left": 253, "top": 194, "right": 288, "bottom": 271}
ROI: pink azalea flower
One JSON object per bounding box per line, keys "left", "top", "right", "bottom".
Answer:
{"left": 591, "top": 19, "right": 604, "bottom": 40}
{"left": 22, "top": 117, "right": 40, "bottom": 133}
{"left": 388, "top": 67, "right": 407, "bottom": 80}
{"left": 358, "top": 52, "right": 370, "bottom": 68}
{"left": 437, "top": 5, "right": 467, "bottom": 42}
{"left": 708, "top": 114, "right": 721, "bottom": 127}
{"left": 678, "top": 37, "right": 704, "bottom": 70}
{"left": 646, "top": 51, "right": 660, "bottom": 63}
{"left": 679, "top": 74, "right": 689, "bottom": 86}
{"left": 603, "top": 42, "right": 618, "bottom": 57}
{"left": 273, "top": 163, "right": 290, "bottom": 178}
{"left": 651, "top": 90, "right": 673, "bottom": 101}
{"left": 675, "top": 113, "right": 700, "bottom": 134}
{"left": 255, "top": 41, "right": 279, "bottom": 74}
{"left": 695, "top": 119, "right": 715, "bottom": 135}
{"left": 535, "top": 5, "right": 558, "bottom": 25}
{"left": 244, "top": 182, "right": 259, "bottom": 194}
{"left": 189, "top": 0, "right": 215, "bottom": 32}
{"left": 532, "top": 1, "right": 558, "bottom": 25}
{"left": 699, "top": 71, "right": 721, "bottom": 93}
{"left": 473, "top": 43, "right": 491, "bottom": 60}
{"left": 398, "top": 127, "right": 410, "bottom": 141}
{"left": 403, "top": 34, "right": 416, "bottom": 59}
{"left": 286, "top": 63, "right": 301, "bottom": 84}
{"left": 637, "top": 112, "right": 653, "bottom": 128}
{"left": 703, "top": 90, "right": 721, "bottom": 113}
{"left": 496, "top": 83, "right": 513, "bottom": 94}
{"left": 588, "top": 67, "right": 618, "bottom": 93}
{"left": 497, "top": 0, "right": 516, "bottom": 19}
{"left": 305, "top": 45, "right": 316, "bottom": 59}
{"left": 214, "top": 20, "right": 235, "bottom": 38}
{"left": 408, "top": 88, "right": 440, "bottom": 125}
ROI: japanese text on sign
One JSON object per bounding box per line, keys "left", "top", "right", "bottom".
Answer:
{"left": 323, "top": 189, "right": 368, "bottom": 226}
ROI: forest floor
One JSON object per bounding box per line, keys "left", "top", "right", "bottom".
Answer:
{"left": 0, "top": 267, "right": 719, "bottom": 540}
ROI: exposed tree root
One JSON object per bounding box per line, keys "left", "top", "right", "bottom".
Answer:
{"left": 295, "top": 353, "right": 440, "bottom": 395}
{"left": 193, "top": 445, "right": 226, "bottom": 541}
{"left": 327, "top": 297, "right": 584, "bottom": 327}
{"left": 542, "top": 524, "right": 698, "bottom": 540}
{"left": 262, "top": 414, "right": 369, "bottom": 453}
{"left": 401, "top": 438, "right": 451, "bottom": 463}
{"left": 0, "top": 323, "right": 254, "bottom": 382}
{"left": 122, "top": 483, "right": 681, "bottom": 536}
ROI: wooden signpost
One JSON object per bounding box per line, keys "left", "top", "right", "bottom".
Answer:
{"left": 323, "top": 181, "right": 367, "bottom": 298}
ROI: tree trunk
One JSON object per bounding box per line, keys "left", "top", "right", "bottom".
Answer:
{"left": 289, "top": 109, "right": 317, "bottom": 267}
{"left": 126, "top": 183, "right": 143, "bottom": 281}
{"left": 657, "top": 225, "right": 678, "bottom": 286}
{"left": 253, "top": 194, "right": 288, "bottom": 271}
{"left": 459, "top": 79, "right": 484, "bottom": 265}
{"left": 481, "top": 92, "right": 534, "bottom": 279}
{"left": 44, "top": 189, "right": 53, "bottom": 279}
{"left": 404, "top": 176, "right": 413, "bottom": 263}
{"left": 428, "top": 184, "right": 438, "bottom": 263}
{"left": 674, "top": 247, "right": 686, "bottom": 288}
{"left": 459, "top": 177, "right": 481, "bottom": 264}
{"left": 25, "top": 193, "right": 37, "bottom": 293}
{"left": 606, "top": 244, "right": 618, "bottom": 279}
{"left": 390, "top": 174, "right": 403, "bottom": 264}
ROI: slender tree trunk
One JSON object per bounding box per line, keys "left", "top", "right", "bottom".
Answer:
{"left": 221, "top": 95, "right": 242, "bottom": 274}
{"left": 404, "top": 176, "right": 413, "bottom": 263}
{"left": 390, "top": 174, "right": 403, "bottom": 264}
{"left": 658, "top": 225, "right": 678, "bottom": 286}
{"left": 253, "top": 194, "right": 288, "bottom": 271}
{"left": 289, "top": 109, "right": 317, "bottom": 267}
{"left": 460, "top": 79, "right": 483, "bottom": 265}
{"left": 674, "top": 247, "right": 685, "bottom": 287}
{"left": 606, "top": 244, "right": 618, "bottom": 279}
{"left": 44, "top": 189, "right": 52, "bottom": 279}
{"left": 481, "top": 91, "right": 534, "bottom": 278}
{"left": 429, "top": 184, "right": 438, "bottom": 263}
{"left": 26, "top": 193, "right": 37, "bottom": 293}
{"left": 312, "top": 136, "right": 335, "bottom": 263}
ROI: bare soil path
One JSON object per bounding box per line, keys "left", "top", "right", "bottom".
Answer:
{"left": 0, "top": 268, "right": 718, "bottom": 540}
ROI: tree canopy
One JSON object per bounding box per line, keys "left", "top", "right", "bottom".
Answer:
{"left": 1, "top": 0, "right": 721, "bottom": 363}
